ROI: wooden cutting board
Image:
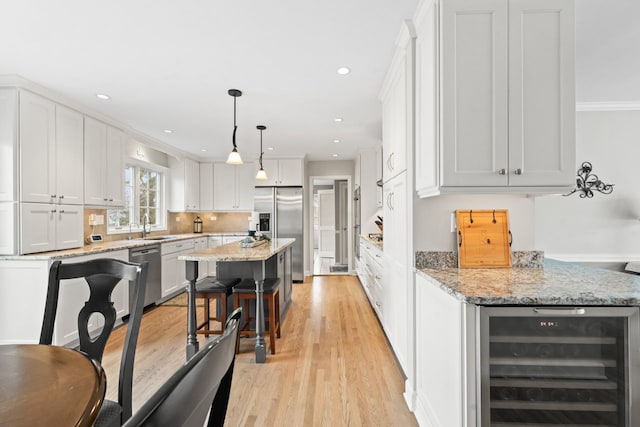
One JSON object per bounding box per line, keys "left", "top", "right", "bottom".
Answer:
{"left": 456, "top": 209, "right": 511, "bottom": 268}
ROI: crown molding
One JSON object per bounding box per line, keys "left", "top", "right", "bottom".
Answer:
{"left": 576, "top": 101, "right": 640, "bottom": 112}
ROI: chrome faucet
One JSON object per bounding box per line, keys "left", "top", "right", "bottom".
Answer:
{"left": 142, "top": 214, "right": 149, "bottom": 238}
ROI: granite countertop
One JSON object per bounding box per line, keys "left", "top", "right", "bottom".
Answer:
{"left": 417, "top": 259, "right": 640, "bottom": 306}
{"left": 179, "top": 238, "right": 296, "bottom": 262}
{"left": 0, "top": 232, "right": 249, "bottom": 261}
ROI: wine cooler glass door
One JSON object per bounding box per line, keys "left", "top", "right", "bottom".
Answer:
{"left": 480, "top": 306, "right": 640, "bottom": 426}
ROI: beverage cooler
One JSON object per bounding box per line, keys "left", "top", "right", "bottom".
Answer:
{"left": 480, "top": 307, "right": 640, "bottom": 426}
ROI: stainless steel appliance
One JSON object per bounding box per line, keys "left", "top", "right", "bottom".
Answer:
{"left": 129, "top": 245, "right": 162, "bottom": 307}
{"left": 480, "top": 306, "right": 640, "bottom": 425}
{"left": 254, "top": 187, "right": 304, "bottom": 282}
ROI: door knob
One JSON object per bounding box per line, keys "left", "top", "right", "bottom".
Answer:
{"left": 514, "top": 168, "right": 522, "bottom": 175}
{"left": 497, "top": 169, "right": 506, "bottom": 175}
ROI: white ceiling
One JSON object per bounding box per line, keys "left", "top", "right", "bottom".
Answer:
{"left": 0, "top": 0, "right": 637, "bottom": 162}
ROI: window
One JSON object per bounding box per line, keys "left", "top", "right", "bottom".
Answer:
{"left": 108, "top": 164, "right": 165, "bottom": 232}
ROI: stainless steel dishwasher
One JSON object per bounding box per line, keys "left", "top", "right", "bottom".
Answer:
{"left": 129, "top": 245, "right": 161, "bottom": 307}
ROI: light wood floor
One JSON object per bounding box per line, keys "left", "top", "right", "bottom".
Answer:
{"left": 101, "top": 275, "right": 417, "bottom": 426}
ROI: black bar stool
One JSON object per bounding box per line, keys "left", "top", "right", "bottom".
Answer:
{"left": 195, "top": 278, "right": 241, "bottom": 336}
{"left": 233, "top": 278, "right": 281, "bottom": 354}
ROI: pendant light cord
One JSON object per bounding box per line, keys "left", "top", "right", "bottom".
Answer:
{"left": 259, "top": 128, "right": 264, "bottom": 168}
{"left": 232, "top": 96, "right": 238, "bottom": 150}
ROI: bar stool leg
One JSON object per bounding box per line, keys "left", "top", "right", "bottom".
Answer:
{"left": 203, "top": 297, "right": 210, "bottom": 338}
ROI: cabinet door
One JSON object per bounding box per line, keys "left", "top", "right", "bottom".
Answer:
{"left": 255, "top": 159, "right": 278, "bottom": 187}
{"left": 441, "top": 0, "right": 509, "bottom": 187}
{"left": 235, "top": 163, "right": 255, "bottom": 211}
{"left": 199, "top": 163, "right": 214, "bottom": 211}
{"left": 56, "top": 205, "right": 83, "bottom": 250}
{"left": 0, "top": 89, "right": 17, "bottom": 203}
{"left": 20, "top": 203, "right": 56, "bottom": 254}
{"left": 213, "top": 163, "right": 236, "bottom": 210}
{"left": 184, "top": 158, "right": 200, "bottom": 210}
{"left": 508, "top": 0, "right": 575, "bottom": 186}
{"left": 161, "top": 252, "right": 180, "bottom": 298}
{"left": 20, "top": 91, "right": 56, "bottom": 203}
{"left": 106, "top": 126, "right": 125, "bottom": 207}
{"left": 278, "top": 159, "right": 303, "bottom": 186}
{"left": 84, "top": 118, "right": 107, "bottom": 205}
{"left": 0, "top": 202, "right": 17, "bottom": 255}
{"left": 55, "top": 106, "right": 84, "bottom": 205}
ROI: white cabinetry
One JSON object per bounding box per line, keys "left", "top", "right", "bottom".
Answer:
{"left": 415, "top": 0, "right": 575, "bottom": 197}
{"left": 170, "top": 157, "right": 200, "bottom": 211}
{"left": 213, "top": 163, "right": 254, "bottom": 211}
{"left": 20, "top": 91, "right": 84, "bottom": 205}
{"left": 380, "top": 25, "right": 413, "bottom": 184}
{"left": 161, "top": 239, "right": 195, "bottom": 299}
{"left": 20, "top": 203, "right": 83, "bottom": 254}
{"left": 255, "top": 159, "right": 304, "bottom": 186}
{"left": 84, "top": 117, "right": 125, "bottom": 207}
{"left": 357, "top": 238, "right": 384, "bottom": 321}
{"left": 55, "top": 250, "right": 129, "bottom": 347}
{"left": 358, "top": 149, "right": 382, "bottom": 234}
{"left": 199, "top": 163, "right": 214, "bottom": 211}
{"left": 0, "top": 89, "right": 17, "bottom": 203}
{"left": 193, "top": 237, "right": 208, "bottom": 281}
{"left": 414, "top": 273, "right": 477, "bottom": 427}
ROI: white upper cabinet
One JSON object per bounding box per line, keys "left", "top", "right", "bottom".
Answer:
{"left": 199, "top": 162, "right": 214, "bottom": 211}
{"left": 170, "top": 157, "right": 200, "bottom": 211}
{"left": 0, "top": 89, "right": 17, "bottom": 202}
{"left": 255, "top": 158, "right": 304, "bottom": 186}
{"left": 213, "top": 162, "right": 254, "bottom": 211}
{"left": 19, "top": 91, "right": 84, "bottom": 205}
{"left": 84, "top": 117, "right": 125, "bottom": 207}
{"left": 379, "top": 26, "right": 413, "bottom": 184}
{"left": 415, "top": 0, "right": 575, "bottom": 197}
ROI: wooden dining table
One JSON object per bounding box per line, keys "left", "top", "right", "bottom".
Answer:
{"left": 0, "top": 344, "right": 106, "bottom": 427}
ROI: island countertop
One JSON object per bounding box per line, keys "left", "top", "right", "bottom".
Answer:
{"left": 417, "top": 259, "right": 640, "bottom": 306}
{"left": 178, "top": 238, "right": 295, "bottom": 262}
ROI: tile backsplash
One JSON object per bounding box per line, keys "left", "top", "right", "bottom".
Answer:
{"left": 84, "top": 209, "right": 251, "bottom": 242}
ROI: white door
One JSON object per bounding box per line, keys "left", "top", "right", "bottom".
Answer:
{"left": 55, "top": 105, "right": 84, "bottom": 205}
{"left": 84, "top": 118, "right": 107, "bottom": 206}
{"left": 213, "top": 163, "right": 236, "bottom": 210}
{"left": 106, "top": 126, "right": 125, "bottom": 207}
{"left": 317, "top": 189, "right": 335, "bottom": 258}
{"left": 20, "top": 203, "right": 56, "bottom": 254}
{"left": 56, "top": 205, "right": 83, "bottom": 250}
{"left": 199, "top": 163, "right": 214, "bottom": 211}
{"left": 334, "top": 180, "right": 349, "bottom": 265}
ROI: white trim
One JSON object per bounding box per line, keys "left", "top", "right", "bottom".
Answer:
{"left": 576, "top": 101, "right": 640, "bottom": 112}
{"left": 546, "top": 254, "right": 640, "bottom": 263}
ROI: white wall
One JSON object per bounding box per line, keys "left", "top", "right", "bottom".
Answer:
{"left": 414, "top": 194, "right": 536, "bottom": 252}
{"left": 535, "top": 110, "right": 640, "bottom": 261}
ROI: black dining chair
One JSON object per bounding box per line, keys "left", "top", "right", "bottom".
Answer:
{"left": 39, "top": 258, "right": 149, "bottom": 427}
{"left": 122, "top": 307, "right": 242, "bottom": 427}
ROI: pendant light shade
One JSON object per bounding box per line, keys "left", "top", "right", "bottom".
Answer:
{"left": 226, "top": 89, "right": 243, "bottom": 165}
{"left": 256, "top": 125, "right": 268, "bottom": 180}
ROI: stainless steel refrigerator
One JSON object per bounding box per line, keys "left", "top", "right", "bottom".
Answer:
{"left": 254, "top": 187, "right": 304, "bottom": 282}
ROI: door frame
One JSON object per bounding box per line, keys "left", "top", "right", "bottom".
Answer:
{"left": 308, "top": 175, "right": 353, "bottom": 275}
{"left": 316, "top": 189, "right": 335, "bottom": 258}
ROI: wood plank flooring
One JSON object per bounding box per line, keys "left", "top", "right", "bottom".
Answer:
{"left": 101, "top": 275, "right": 417, "bottom": 426}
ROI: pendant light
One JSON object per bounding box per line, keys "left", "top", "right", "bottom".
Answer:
{"left": 256, "top": 125, "right": 268, "bottom": 180}
{"left": 226, "top": 89, "right": 243, "bottom": 165}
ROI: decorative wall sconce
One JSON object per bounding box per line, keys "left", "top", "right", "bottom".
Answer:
{"left": 564, "top": 161, "right": 614, "bottom": 198}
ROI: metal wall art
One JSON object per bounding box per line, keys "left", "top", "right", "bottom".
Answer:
{"left": 564, "top": 161, "right": 614, "bottom": 198}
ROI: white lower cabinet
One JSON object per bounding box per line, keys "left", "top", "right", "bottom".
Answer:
{"left": 357, "top": 238, "right": 384, "bottom": 321}
{"left": 193, "top": 237, "right": 208, "bottom": 281}
{"left": 161, "top": 239, "right": 195, "bottom": 299}
{"left": 414, "top": 273, "right": 477, "bottom": 427}
{"left": 55, "top": 249, "right": 129, "bottom": 347}
{"left": 20, "top": 203, "right": 83, "bottom": 254}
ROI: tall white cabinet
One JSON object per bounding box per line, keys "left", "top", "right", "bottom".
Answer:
{"left": 415, "top": 0, "right": 575, "bottom": 196}
{"left": 213, "top": 163, "right": 254, "bottom": 211}
{"left": 84, "top": 117, "right": 125, "bottom": 207}
{"left": 170, "top": 157, "right": 200, "bottom": 211}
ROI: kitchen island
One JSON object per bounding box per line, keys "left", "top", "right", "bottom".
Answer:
{"left": 179, "top": 238, "right": 295, "bottom": 362}
{"left": 413, "top": 259, "right": 640, "bottom": 426}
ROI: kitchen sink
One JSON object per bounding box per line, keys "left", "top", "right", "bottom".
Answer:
{"left": 138, "top": 236, "right": 176, "bottom": 241}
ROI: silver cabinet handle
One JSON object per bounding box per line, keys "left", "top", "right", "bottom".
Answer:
{"left": 497, "top": 169, "right": 506, "bottom": 175}
{"left": 533, "top": 307, "right": 585, "bottom": 315}
{"left": 50, "top": 209, "right": 57, "bottom": 213}
{"left": 104, "top": 197, "right": 109, "bottom": 201}
{"left": 59, "top": 195, "right": 64, "bottom": 200}
{"left": 59, "top": 209, "right": 65, "bottom": 213}
{"left": 51, "top": 194, "right": 57, "bottom": 198}
{"left": 514, "top": 168, "right": 522, "bottom": 175}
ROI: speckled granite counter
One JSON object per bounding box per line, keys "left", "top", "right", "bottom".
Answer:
{"left": 417, "top": 259, "right": 640, "bottom": 306}
{"left": 178, "top": 238, "right": 295, "bottom": 262}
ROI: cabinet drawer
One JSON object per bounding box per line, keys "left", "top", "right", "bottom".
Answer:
{"left": 161, "top": 239, "right": 195, "bottom": 255}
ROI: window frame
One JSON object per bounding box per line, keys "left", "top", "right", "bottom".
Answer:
{"left": 107, "top": 161, "right": 167, "bottom": 234}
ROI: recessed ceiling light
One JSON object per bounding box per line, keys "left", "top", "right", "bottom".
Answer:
{"left": 333, "top": 139, "right": 341, "bottom": 143}
{"left": 201, "top": 148, "right": 207, "bottom": 152}
{"left": 267, "top": 147, "right": 274, "bottom": 151}
{"left": 337, "top": 67, "right": 351, "bottom": 75}
{"left": 163, "top": 129, "right": 173, "bottom": 134}
{"left": 96, "top": 93, "right": 110, "bottom": 100}
{"left": 332, "top": 154, "right": 339, "bottom": 157}
{"left": 334, "top": 117, "right": 343, "bottom": 123}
